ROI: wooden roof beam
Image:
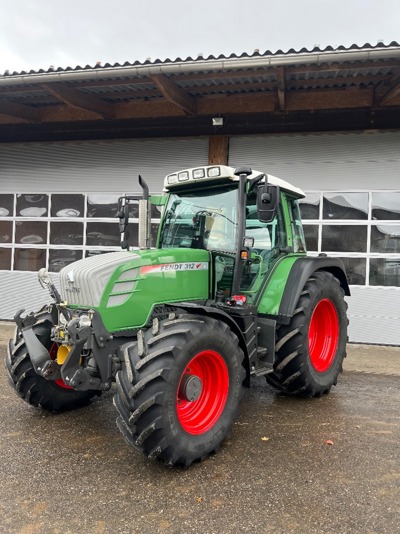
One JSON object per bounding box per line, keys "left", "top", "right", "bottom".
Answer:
{"left": 277, "top": 67, "right": 286, "bottom": 110}
{"left": 13, "top": 87, "right": 375, "bottom": 124}
{"left": 40, "top": 82, "right": 116, "bottom": 119}
{"left": 150, "top": 73, "right": 196, "bottom": 115}
{"left": 286, "top": 87, "right": 373, "bottom": 110}
{"left": 0, "top": 100, "right": 41, "bottom": 122}
{"left": 378, "top": 72, "right": 400, "bottom": 105}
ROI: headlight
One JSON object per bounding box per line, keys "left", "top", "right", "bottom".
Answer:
{"left": 168, "top": 174, "right": 178, "bottom": 184}
{"left": 178, "top": 171, "right": 189, "bottom": 182}
{"left": 193, "top": 168, "right": 205, "bottom": 179}
{"left": 207, "top": 167, "right": 221, "bottom": 177}
{"left": 78, "top": 314, "right": 92, "bottom": 328}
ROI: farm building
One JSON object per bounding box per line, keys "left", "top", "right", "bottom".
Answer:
{"left": 1, "top": 42, "right": 400, "bottom": 344}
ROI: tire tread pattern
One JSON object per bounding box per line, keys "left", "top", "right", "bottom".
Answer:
{"left": 114, "top": 314, "right": 245, "bottom": 467}
{"left": 266, "top": 271, "right": 348, "bottom": 397}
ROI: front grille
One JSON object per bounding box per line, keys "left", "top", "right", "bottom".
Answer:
{"left": 59, "top": 251, "right": 139, "bottom": 307}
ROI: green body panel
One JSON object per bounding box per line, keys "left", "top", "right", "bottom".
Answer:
{"left": 256, "top": 255, "right": 300, "bottom": 316}
{"left": 98, "top": 248, "right": 210, "bottom": 332}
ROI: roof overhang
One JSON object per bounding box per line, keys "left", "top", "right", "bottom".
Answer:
{"left": 1, "top": 43, "right": 400, "bottom": 142}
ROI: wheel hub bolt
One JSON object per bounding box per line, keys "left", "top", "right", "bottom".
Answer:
{"left": 180, "top": 375, "right": 203, "bottom": 402}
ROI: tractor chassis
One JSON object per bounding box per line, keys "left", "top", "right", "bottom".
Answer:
{"left": 13, "top": 301, "right": 277, "bottom": 396}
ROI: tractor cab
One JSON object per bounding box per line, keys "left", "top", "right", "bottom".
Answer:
{"left": 127, "top": 164, "right": 307, "bottom": 302}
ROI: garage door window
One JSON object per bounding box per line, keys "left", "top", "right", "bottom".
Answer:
{"left": 0, "top": 192, "right": 161, "bottom": 273}
{"left": 300, "top": 191, "right": 400, "bottom": 287}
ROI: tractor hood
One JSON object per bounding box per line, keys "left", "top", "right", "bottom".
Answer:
{"left": 59, "top": 248, "right": 210, "bottom": 331}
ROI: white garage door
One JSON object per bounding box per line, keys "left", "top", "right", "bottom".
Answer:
{"left": 229, "top": 131, "right": 400, "bottom": 345}
{"left": 0, "top": 137, "right": 208, "bottom": 319}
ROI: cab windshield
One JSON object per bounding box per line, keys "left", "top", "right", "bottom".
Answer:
{"left": 159, "top": 185, "right": 238, "bottom": 252}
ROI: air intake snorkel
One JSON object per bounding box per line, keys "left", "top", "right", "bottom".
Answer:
{"left": 117, "top": 174, "right": 151, "bottom": 250}
{"left": 138, "top": 175, "right": 151, "bottom": 250}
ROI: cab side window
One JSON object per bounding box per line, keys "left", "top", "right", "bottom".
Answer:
{"left": 245, "top": 189, "right": 286, "bottom": 252}
{"left": 287, "top": 198, "right": 307, "bottom": 253}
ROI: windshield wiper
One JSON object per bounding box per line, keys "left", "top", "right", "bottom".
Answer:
{"left": 195, "top": 209, "right": 237, "bottom": 226}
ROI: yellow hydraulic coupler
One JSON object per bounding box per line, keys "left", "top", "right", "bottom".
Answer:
{"left": 56, "top": 344, "right": 82, "bottom": 366}
{"left": 56, "top": 345, "right": 72, "bottom": 365}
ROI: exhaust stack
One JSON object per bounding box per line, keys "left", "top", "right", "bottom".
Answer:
{"left": 138, "top": 175, "right": 151, "bottom": 250}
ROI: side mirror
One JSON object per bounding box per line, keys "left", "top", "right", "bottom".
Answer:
{"left": 257, "top": 184, "right": 280, "bottom": 223}
{"left": 117, "top": 197, "right": 129, "bottom": 233}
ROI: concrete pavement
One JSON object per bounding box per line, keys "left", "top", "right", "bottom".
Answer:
{"left": 1, "top": 321, "right": 399, "bottom": 534}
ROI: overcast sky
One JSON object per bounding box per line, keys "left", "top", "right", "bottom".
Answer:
{"left": 0, "top": 0, "right": 399, "bottom": 74}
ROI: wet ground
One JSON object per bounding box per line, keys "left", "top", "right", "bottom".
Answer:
{"left": 1, "top": 322, "right": 400, "bottom": 534}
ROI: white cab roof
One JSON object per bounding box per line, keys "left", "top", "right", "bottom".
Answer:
{"left": 164, "top": 165, "right": 305, "bottom": 198}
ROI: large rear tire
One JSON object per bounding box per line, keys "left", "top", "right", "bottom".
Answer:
{"left": 114, "top": 314, "right": 245, "bottom": 467}
{"left": 5, "top": 311, "right": 100, "bottom": 412}
{"left": 266, "top": 271, "right": 348, "bottom": 397}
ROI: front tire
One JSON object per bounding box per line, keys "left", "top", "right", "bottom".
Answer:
{"left": 114, "top": 314, "right": 245, "bottom": 467}
{"left": 266, "top": 271, "right": 348, "bottom": 397}
{"left": 5, "top": 311, "right": 100, "bottom": 412}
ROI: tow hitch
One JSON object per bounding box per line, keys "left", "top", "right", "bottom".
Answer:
{"left": 14, "top": 308, "right": 114, "bottom": 392}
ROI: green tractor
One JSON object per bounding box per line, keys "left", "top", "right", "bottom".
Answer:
{"left": 6, "top": 165, "right": 349, "bottom": 467}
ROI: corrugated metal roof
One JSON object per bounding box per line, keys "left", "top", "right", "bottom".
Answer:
{"left": 1, "top": 41, "right": 400, "bottom": 77}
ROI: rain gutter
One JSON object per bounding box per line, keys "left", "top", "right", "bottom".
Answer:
{"left": 1, "top": 47, "right": 400, "bottom": 87}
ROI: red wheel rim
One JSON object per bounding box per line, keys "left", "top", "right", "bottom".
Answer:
{"left": 49, "top": 343, "right": 73, "bottom": 390}
{"left": 177, "top": 350, "right": 229, "bottom": 435}
{"left": 308, "top": 299, "right": 339, "bottom": 372}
